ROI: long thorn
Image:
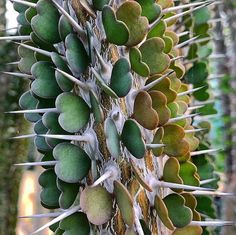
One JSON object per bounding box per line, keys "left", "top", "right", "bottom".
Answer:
{"left": 0, "top": 35, "right": 31, "bottom": 41}
{"left": 176, "top": 36, "right": 200, "bottom": 49}
{"left": 14, "top": 42, "right": 52, "bottom": 57}
{"left": 55, "top": 68, "right": 89, "bottom": 90}
{"left": 190, "top": 221, "right": 234, "bottom": 227}
{"left": 14, "top": 161, "right": 57, "bottom": 167}
{"left": 187, "top": 105, "right": 205, "bottom": 111}
{"left": 31, "top": 205, "right": 81, "bottom": 234}
{"left": 91, "top": 170, "right": 113, "bottom": 187}
{"left": 10, "top": 0, "right": 37, "bottom": 8}
{"left": 146, "top": 144, "right": 166, "bottom": 149}
{"left": 164, "top": 3, "right": 211, "bottom": 24}
{"left": 170, "top": 56, "right": 184, "bottom": 62}
{"left": 19, "top": 212, "right": 63, "bottom": 219}
{"left": 177, "top": 86, "right": 206, "bottom": 97}
{"left": 200, "top": 178, "right": 217, "bottom": 185}
{"left": 168, "top": 113, "right": 199, "bottom": 123}
{"left": 190, "top": 148, "right": 222, "bottom": 156}
{"left": 10, "top": 134, "right": 36, "bottom": 139}
{"left": 177, "top": 31, "right": 190, "bottom": 37}
{"left": 143, "top": 71, "right": 174, "bottom": 91}
{"left": 185, "top": 128, "right": 207, "bottom": 134}
{"left": 2, "top": 71, "right": 32, "bottom": 78}
{"left": 51, "top": 0, "right": 85, "bottom": 38}
{"left": 154, "top": 180, "right": 213, "bottom": 191}
{"left": 6, "top": 108, "right": 57, "bottom": 114}
{"left": 39, "top": 134, "right": 91, "bottom": 142}
{"left": 162, "top": 1, "right": 212, "bottom": 14}
{"left": 193, "top": 191, "right": 236, "bottom": 197}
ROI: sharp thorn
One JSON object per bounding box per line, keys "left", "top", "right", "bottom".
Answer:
{"left": 168, "top": 113, "right": 199, "bottom": 123}
{"left": 170, "top": 56, "right": 184, "bottom": 62}
{"left": 39, "top": 134, "right": 90, "bottom": 142}
{"left": 190, "top": 221, "right": 234, "bottom": 227}
{"left": 91, "top": 170, "right": 113, "bottom": 187}
{"left": 14, "top": 161, "right": 57, "bottom": 167}
{"left": 190, "top": 148, "right": 222, "bottom": 156}
{"left": 18, "top": 212, "right": 63, "bottom": 219}
{"left": 5, "top": 108, "right": 57, "bottom": 114}
{"left": 193, "top": 191, "right": 236, "bottom": 197}
{"left": 185, "top": 128, "right": 207, "bottom": 134}
{"left": 31, "top": 205, "right": 81, "bottom": 234}
{"left": 10, "top": 0, "right": 37, "bottom": 8}
{"left": 2, "top": 71, "right": 33, "bottom": 78}
{"left": 176, "top": 36, "right": 200, "bottom": 49}
{"left": 146, "top": 144, "right": 166, "bottom": 149}
{"left": 0, "top": 35, "right": 31, "bottom": 41}
{"left": 177, "top": 86, "right": 206, "bottom": 97}
{"left": 10, "top": 134, "right": 36, "bottom": 139}
{"left": 187, "top": 105, "right": 205, "bottom": 111}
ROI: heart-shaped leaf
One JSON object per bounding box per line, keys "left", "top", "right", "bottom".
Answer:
{"left": 38, "top": 169, "right": 60, "bottom": 209}
{"left": 31, "top": 61, "right": 62, "bottom": 99}
{"left": 31, "top": 0, "right": 61, "bottom": 44}
{"left": 116, "top": 1, "right": 149, "bottom": 46}
{"left": 163, "top": 124, "right": 190, "bottom": 158}
{"left": 163, "top": 193, "right": 193, "bottom": 228}
{"left": 146, "top": 75, "right": 177, "bottom": 103}
{"left": 147, "top": 20, "right": 166, "bottom": 39}
{"left": 34, "top": 120, "right": 52, "bottom": 153}
{"left": 139, "top": 38, "right": 171, "bottom": 75}
{"left": 18, "top": 41, "right": 37, "bottom": 74}
{"left": 121, "top": 119, "right": 146, "bottom": 159}
{"left": 19, "top": 91, "right": 41, "bottom": 122}
{"left": 114, "top": 180, "right": 135, "bottom": 226}
{"left": 179, "top": 161, "right": 200, "bottom": 188}
{"left": 154, "top": 195, "right": 175, "bottom": 230}
{"left": 80, "top": 186, "right": 113, "bottom": 225}
{"left": 53, "top": 142, "right": 91, "bottom": 183}
{"left": 149, "top": 91, "right": 171, "bottom": 126}
{"left": 133, "top": 91, "right": 159, "bottom": 130}
{"left": 181, "top": 193, "right": 201, "bottom": 221}
{"left": 152, "top": 127, "right": 164, "bottom": 156}
{"left": 184, "top": 126, "right": 200, "bottom": 151}
{"left": 129, "top": 47, "right": 150, "bottom": 77}
{"left": 42, "top": 112, "right": 69, "bottom": 148}
{"left": 102, "top": 6, "right": 129, "bottom": 45}
{"left": 105, "top": 118, "right": 121, "bottom": 158}
{"left": 136, "top": 0, "right": 161, "bottom": 23}
{"left": 57, "top": 179, "right": 80, "bottom": 209}
{"left": 51, "top": 52, "right": 74, "bottom": 92}
{"left": 110, "top": 58, "right": 132, "bottom": 97}
{"left": 56, "top": 92, "right": 90, "bottom": 133}
{"left": 58, "top": 2, "right": 73, "bottom": 41}
{"left": 65, "top": 34, "right": 90, "bottom": 76}
{"left": 163, "top": 158, "right": 183, "bottom": 193}
{"left": 60, "top": 212, "right": 90, "bottom": 235}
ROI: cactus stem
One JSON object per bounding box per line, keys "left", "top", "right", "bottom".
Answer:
{"left": 168, "top": 113, "right": 199, "bottom": 123}
{"left": 164, "top": 3, "right": 211, "bottom": 24}
{"left": 31, "top": 205, "right": 81, "bottom": 235}
{"left": 91, "top": 170, "right": 113, "bottom": 187}
{"left": 190, "top": 221, "right": 234, "bottom": 227}
{"left": 6, "top": 108, "right": 57, "bottom": 114}
{"left": 162, "top": 1, "right": 212, "bottom": 14}
{"left": 18, "top": 212, "right": 63, "bottom": 219}
{"left": 51, "top": 0, "right": 86, "bottom": 39}
{"left": 14, "top": 42, "right": 52, "bottom": 57}
{"left": 2, "top": 71, "right": 33, "bottom": 79}
{"left": 184, "top": 128, "right": 207, "bottom": 134}
{"left": 176, "top": 36, "right": 200, "bottom": 49}
{"left": 0, "top": 35, "right": 31, "bottom": 41}
{"left": 55, "top": 68, "right": 89, "bottom": 90}
{"left": 10, "top": 0, "right": 37, "bottom": 8}
{"left": 192, "top": 191, "right": 236, "bottom": 197}
{"left": 142, "top": 71, "right": 175, "bottom": 91}
{"left": 177, "top": 86, "right": 206, "bottom": 97}
{"left": 14, "top": 161, "right": 57, "bottom": 167}
{"left": 190, "top": 148, "right": 222, "bottom": 156}
{"left": 39, "top": 134, "right": 91, "bottom": 142}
